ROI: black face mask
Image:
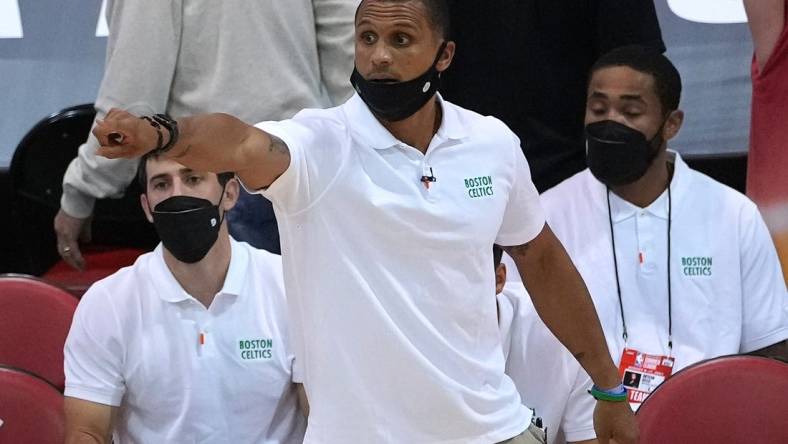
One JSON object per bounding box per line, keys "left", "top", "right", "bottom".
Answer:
{"left": 150, "top": 193, "right": 225, "bottom": 264}
{"left": 350, "top": 42, "right": 447, "bottom": 122}
{"left": 585, "top": 120, "right": 664, "bottom": 187}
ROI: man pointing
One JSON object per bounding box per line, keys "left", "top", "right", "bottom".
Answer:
{"left": 91, "top": 1, "right": 637, "bottom": 442}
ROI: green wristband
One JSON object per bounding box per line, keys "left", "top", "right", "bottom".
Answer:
{"left": 588, "top": 384, "right": 628, "bottom": 402}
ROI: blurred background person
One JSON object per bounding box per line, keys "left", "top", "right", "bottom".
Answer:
{"left": 744, "top": 0, "right": 788, "bottom": 284}
{"left": 54, "top": 0, "right": 357, "bottom": 269}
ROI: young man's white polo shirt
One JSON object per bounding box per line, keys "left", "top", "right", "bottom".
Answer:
{"left": 251, "top": 93, "right": 546, "bottom": 443}
{"left": 64, "top": 239, "right": 305, "bottom": 443}
{"left": 539, "top": 151, "right": 787, "bottom": 376}
{"left": 497, "top": 281, "right": 596, "bottom": 444}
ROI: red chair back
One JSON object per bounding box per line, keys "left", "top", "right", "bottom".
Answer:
{"left": 0, "top": 366, "right": 65, "bottom": 444}
{"left": 0, "top": 275, "right": 78, "bottom": 390}
{"left": 636, "top": 355, "right": 788, "bottom": 443}
{"left": 42, "top": 247, "right": 145, "bottom": 298}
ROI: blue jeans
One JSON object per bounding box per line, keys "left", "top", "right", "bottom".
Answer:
{"left": 227, "top": 188, "right": 280, "bottom": 254}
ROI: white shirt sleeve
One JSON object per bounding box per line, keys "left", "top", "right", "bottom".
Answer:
{"left": 495, "top": 132, "right": 546, "bottom": 247}
{"left": 738, "top": 203, "right": 788, "bottom": 352}
{"left": 312, "top": 0, "right": 356, "bottom": 106}
{"left": 64, "top": 284, "right": 126, "bottom": 406}
{"left": 560, "top": 366, "right": 596, "bottom": 443}
{"left": 61, "top": 0, "right": 182, "bottom": 218}
{"left": 253, "top": 114, "right": 348, "bottom": 215}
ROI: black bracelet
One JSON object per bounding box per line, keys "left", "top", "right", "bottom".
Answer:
{"left": 140, "top": 116, "right": 164, "bottom": 152}
{"left": 151, "top": 114, "right": 179, "bottom": 154}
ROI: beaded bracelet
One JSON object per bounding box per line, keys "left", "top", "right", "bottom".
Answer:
{"left": 140, "top": 114, "right": 179, "bottom": 154}
{"left": 151, "top": 114, "right": 179, "bottom": 153}
{"left": 588, "top": 383, "right": 628, "bottom": 402}
{"left": 140, "top": 116, "right": 164, "bottom": 152}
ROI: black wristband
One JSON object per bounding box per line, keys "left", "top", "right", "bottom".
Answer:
{"left": 151, "top": 114, "right": 179, "bottom": 154}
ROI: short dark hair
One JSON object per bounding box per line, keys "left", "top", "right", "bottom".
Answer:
{"left": 356, "top": 0, "right": 451, "bottom": 40}
{"left": 493, "top": 244, "right": 503, "bottom": 269}
{"left": 591, "top": 45, "right": 682, "bottom": 113}
{"left": 137, "top": 151, "right": 234, "bottom": 192}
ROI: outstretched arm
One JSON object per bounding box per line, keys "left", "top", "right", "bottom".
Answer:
{"left": 504, "top": 224, "right": 637, "bottom": 444}
{"left": 504, "top": 225, "right": 617, "bottom": 387}
{"left": 93, "top": 109, "right": 290, "bottom": 190}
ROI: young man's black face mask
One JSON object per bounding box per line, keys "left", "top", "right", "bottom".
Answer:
{"left": 350, "top": 42, "right": 448, "bottom": 122}
{"left": 149, "top": 190, "right": 226, "bottom": 264}
{"left": 585, "top": 119, "right": 665, "bottom": 187}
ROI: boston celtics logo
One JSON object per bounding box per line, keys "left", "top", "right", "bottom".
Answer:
{"left": 238, "top": 338, "right": 274, "bottom": 360}
{"left": 464, "top": 175, "right": 494, "bottom": 199}
{"left": 680, "top": 256, "right": 712, "bottom": 277}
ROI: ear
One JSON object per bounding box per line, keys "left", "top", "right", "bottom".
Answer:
{"left": 495, "top": 263, "right": 507, "bottom": 295}
{"left": 662, "top": 109, "right": 684, "bottom": 142}
{"left": 140, "top": 193, "right": 154, "bottom": 223}
{"left": 221, "top": 177, "right": 240, "bottom": 212}
{"left": 436, "top": 40, "right": 456, "bottom": 74}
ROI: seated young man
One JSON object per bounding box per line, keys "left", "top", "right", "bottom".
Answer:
{"left": 494, "top": 246, "right": 596, "bottom": 444}
{"left": 63, "top": 153, "right": 306, "bottom": 443}
{"left": 535, "top": 45, "right": 787, "bottom": 409}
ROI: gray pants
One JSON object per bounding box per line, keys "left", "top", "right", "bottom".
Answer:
{"left": 498, "top": 423, "right": 548, "bottom": 444}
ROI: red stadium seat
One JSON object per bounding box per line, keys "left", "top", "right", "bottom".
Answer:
{"left": 42, "top": 247, "right": 144, "bottom": 297}
{"left": 636, "top": 355, "right": 788, "bottom": 443}
{"left": 0, "top": 366, "right": 65, "bottom": 444}
{"left": 0, "top": 275, "right": 78, "bottom": 391}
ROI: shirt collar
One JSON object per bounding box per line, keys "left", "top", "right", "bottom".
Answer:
{"left": 594, "top": 150, "right": 689, "bottom": 223}
{"left": 344, "top": 92, "right": 468, "bottom": 150}
{"left": 150, "top": 237, "right": 248, "bottom": 304}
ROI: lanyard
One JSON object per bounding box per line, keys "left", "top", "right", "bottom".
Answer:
{"left": 606, "top": 185, "right": 673, "bottom": 355}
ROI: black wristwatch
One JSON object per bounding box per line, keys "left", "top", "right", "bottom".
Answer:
{"left": 140, "top": 113, "right": 179, "bottom": 154}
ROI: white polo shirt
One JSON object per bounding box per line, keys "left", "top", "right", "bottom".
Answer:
{"left": 64, "top": 239, "right": 305, "bottom": 444}
{"left": 497, "top": 281, "right": 595, "bottom": 444}
{"left": 539, "top": 151, "right": 788, "bottom": 375}
{"left": 253, "top": 93, "right": 546, "bottom": 443}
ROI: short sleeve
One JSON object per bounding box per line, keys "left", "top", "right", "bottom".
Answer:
{"left": 738, "top": 204, "right": 788, "bottom": 352}
{"left": 250, "top": 112, "right": 348, "bottom": 215}
{"left": 561, "top": 366, "right": 597, "bottom": 443}
{"left": 64, "top": 286, "right": 126, "bottom": 406}
{"left": 495, "top": 133, "right": 546, "bottom": 246}
{"left": 595, "top": 0, "right": 665, "bottom": 55}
